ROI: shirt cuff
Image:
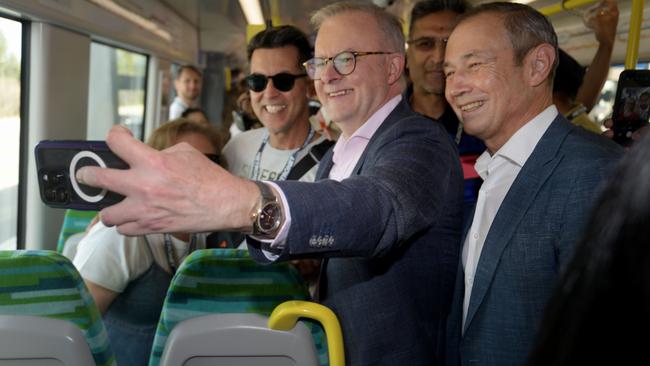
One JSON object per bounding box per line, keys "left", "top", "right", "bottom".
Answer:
{"left": 249, "top": 181, "right": 291, "bottom": 251}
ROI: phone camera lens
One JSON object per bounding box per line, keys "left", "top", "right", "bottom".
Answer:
{"left": 53, "top": 173, "right": 65, "bottom": 184}
{"left": 56, "top": 188, "right": 69, "bottom": 203}
{"left": 45, "top": 188, "right": 56, "bottom": 202}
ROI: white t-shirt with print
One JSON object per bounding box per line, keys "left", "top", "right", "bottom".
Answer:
{"left": 222, "top": 128, "right": 326, "bottom": 182}
{"left": 73, "top": 222, "right": 207, "bottom": 293}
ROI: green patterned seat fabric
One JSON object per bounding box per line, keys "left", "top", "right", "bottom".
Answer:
{"left": 149, "top": 248, "right": 329, "bottom": 366}
{"left": 56, "top": 209, "right": 97, "bottom": 253}
{"left": 0, "top": 250, "right": 116, "bottom": 366}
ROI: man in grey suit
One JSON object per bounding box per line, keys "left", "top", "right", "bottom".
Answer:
{"left": 77, "top": 2, "right": 463, "bottom": 365}
{"left": 442, "top": 3, "right": 622, "bottom": 366}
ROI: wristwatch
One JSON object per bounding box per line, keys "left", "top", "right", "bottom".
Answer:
{"left": 250, "top": 181, "right": 283, "bottom": 238}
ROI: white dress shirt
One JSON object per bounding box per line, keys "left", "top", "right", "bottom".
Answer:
{"left": 461, "top": 105, "right": 558, "bottom": 329}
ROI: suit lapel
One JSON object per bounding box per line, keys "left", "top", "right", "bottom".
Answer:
{"left": 463, "top": 117, "right": 574, "bottom": 332}
{"left": 350, "top": 98, "right": 412, "bottom": 175}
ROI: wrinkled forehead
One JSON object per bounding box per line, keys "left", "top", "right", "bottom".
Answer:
{"left": 314, "top": 12, "right": 383, "bottom": 56}
{"left": 447, "top": 13, "right": 507, "bottom": 53}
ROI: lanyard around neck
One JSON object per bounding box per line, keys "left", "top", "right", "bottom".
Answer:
{"left": 164, "top": 233, "right": 196, "bottom": 274}
{"left": 250, "top": 125, "right": 314, "bottom": 181}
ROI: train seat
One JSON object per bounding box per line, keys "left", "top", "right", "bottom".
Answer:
{"left": 0, "top": 250, "right": 116, "bottom": 366}
{"left": 148, "top": 249, "right": 329, "bottom": 366}
{"left": 56, "top": 209, "right": 97, "bottom": 255}
{"left": 0, "top": 315, "right": 95, "bottom": 365}
{"left": 158, "top": 301, "right": 345, "bottom": 366}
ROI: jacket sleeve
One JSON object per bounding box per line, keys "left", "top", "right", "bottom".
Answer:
{"left": 249, "top": 115, "right": 462, "bottom": 262}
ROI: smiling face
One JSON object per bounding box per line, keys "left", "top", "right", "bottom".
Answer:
{"left": 407, "top": 10, "right": 458, "bottom": 96}
{"left": 444, "top": 13, "right": 539, "bottom": 152}
{"left": 314, "top": 11, "right": 403, "bottom": 137}
{"left": 249, "top": 46, "right": 310, "bottom": 136}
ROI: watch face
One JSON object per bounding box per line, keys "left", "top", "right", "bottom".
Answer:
{"left": 258, "top": 202, "right": 282, "bottom": 232}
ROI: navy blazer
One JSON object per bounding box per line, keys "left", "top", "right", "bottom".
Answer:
{"left": 446, "top": 116, "right": 623, "bottom": 366}
{"left": 249, "top": 98, "right": 464, "bottom": 365}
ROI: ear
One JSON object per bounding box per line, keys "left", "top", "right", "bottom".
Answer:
{"left": 387, "top": 54, "right": 406, "bottom": 85}
{"left": 524, "top": 43, "right": 555, "bottom": 87}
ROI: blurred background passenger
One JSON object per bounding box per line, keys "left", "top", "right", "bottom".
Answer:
{"left": 529, "top": 130, "right": 650, "bottom": 366}
{"left": 72, "top": 118, "right": 225, "bottom": 366}
{"left": 169, "top": 65, "right": 203, "bottom": 119}
{"left": 552, "top": 0, "right": 618, "bottom": 133}
{"left": 230, "top": 85, "right": 262, "bottom": 138}
{"left": 181, "top": 107, "right": 210, "bottom": 125}
{"left": 406, "top": 0, "right": 484, "bottom": 225}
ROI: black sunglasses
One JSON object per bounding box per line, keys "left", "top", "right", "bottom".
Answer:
{"left": 246, "top": 73, "right": 307, "bottom": 92}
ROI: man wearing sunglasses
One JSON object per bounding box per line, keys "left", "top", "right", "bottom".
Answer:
{"left": 76, "top": 2, "right": 462, "bottom": 365}
{"left": 223, "top": 25, "right": 330, "bottom": 183}
{"left": 407, "top": 0, "right": 484, "bottom": 225}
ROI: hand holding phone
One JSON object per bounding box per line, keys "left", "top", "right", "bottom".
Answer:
{"left": 35, "top": 140, "right": 129, "bottom": 210}
{"left": 612, "top": 70, "right": 650, "bottom": 146}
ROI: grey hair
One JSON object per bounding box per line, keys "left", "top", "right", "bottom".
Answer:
{"left": 460, "top": 2, "right": 558, "bottom": 80}
{"left": 311, "top": 1, "right": 405, "bottom": 54}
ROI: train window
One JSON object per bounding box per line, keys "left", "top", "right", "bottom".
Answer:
{"left": 0, "top": 16, "right": 21, "bottom": 250}
{"left": 87, "top": 43, "right": 148, "bottom": 140}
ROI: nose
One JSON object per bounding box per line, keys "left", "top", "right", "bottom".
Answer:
{"left": 318, "top": 60, "right": 341, "bottom": 84}
{"left": 446, "top": 70, "right": 470, "bottom": 100}
{"left": 432, "top": 45, "right": 445, "bottom": 64}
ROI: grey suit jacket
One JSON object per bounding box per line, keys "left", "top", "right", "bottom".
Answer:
{"left": 446, "top": 116, "right": 623, "bottom": 366}
{"left": 249, "top": 98, "right": 464, "bottom": 365}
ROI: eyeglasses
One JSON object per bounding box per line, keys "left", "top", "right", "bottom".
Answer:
{"left": 407, "top": 37, "right": 448, "bottom": 52}
{"left": 303, "top": 51, "right": 391, "bottom": 80}
{"left": 245, "top": 73, "right": 307, "bottom": 92}
{"left": 205, "top": 153, "right": 220, "bottom": 164}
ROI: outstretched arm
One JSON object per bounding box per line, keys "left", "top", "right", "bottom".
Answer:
{"left": 577, "top": 0, "right": 619, "bottom": 111}
{"left": 76, "top": 125, "right": 260, "bottom": 236}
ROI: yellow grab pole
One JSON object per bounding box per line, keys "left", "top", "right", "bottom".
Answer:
{"left": 625, "top": 0, "right": 645, "bottom": 69}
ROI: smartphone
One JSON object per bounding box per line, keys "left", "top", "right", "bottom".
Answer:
{"left": 611, "top": 69, "right": 650, "bottom": 146}
{"left": 35, "top": 140, "right": 129, "bottom": 210}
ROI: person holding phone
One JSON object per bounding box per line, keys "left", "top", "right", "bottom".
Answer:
{"left": 75, "top": 3, "right": 464, "bottom": 364}
{"left": 72, "top": 119, "right": 224, "bottom": 366}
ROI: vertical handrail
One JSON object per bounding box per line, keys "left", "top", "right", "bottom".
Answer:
{"left": 625, "top": 0, "right": 645, "bottom": 69}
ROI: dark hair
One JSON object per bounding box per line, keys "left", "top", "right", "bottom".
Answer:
{"left": 528, "top": 132, "right": 650, "bottom": 366}
{"left": 246, "top": 25, "right": 312, "bottom": 67}
{"left": 409, "top": 0, "right": 469, "bottom": 34}
{"left": 460, "top": 2, "right": 558, "bottom": 79}
{"left": 175, "top": 65, "right": 202, "bottom": 80}
{"left": 553, "top": 48, "right": 586, "bottom": 99}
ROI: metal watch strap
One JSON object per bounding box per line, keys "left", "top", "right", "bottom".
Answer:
{"left": 253, "top": 180, "right": 275, "bottom": 203}
{"left": 249, "top": 180, "right": 281, "bottom": 237}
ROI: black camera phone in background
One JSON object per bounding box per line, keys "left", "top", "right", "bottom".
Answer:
{"left": 611, "top": 69, "right": 650, "bottom": 146}
{"left": 35, "top": 141, "right": 129, "bottom": 210}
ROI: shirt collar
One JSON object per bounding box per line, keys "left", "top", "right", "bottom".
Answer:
{"left": 332, "top": 94, "right": 402, "bottom": 156}
{"left": 475, "top": 105, "right": 558, "bottom": 179}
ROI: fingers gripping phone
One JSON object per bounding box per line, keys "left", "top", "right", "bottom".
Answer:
{"left": 35, "top": 141, "right": 129, "bottom": 210}
{"left": 612, "top": 70, "right": 650, "bottom": 146}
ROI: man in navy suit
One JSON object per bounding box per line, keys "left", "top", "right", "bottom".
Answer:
{"left": 442, "top": 3, "right": 622, "bottom": 365}
{"left": 77, "top": 2, "right": 463, "bottom": 365}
